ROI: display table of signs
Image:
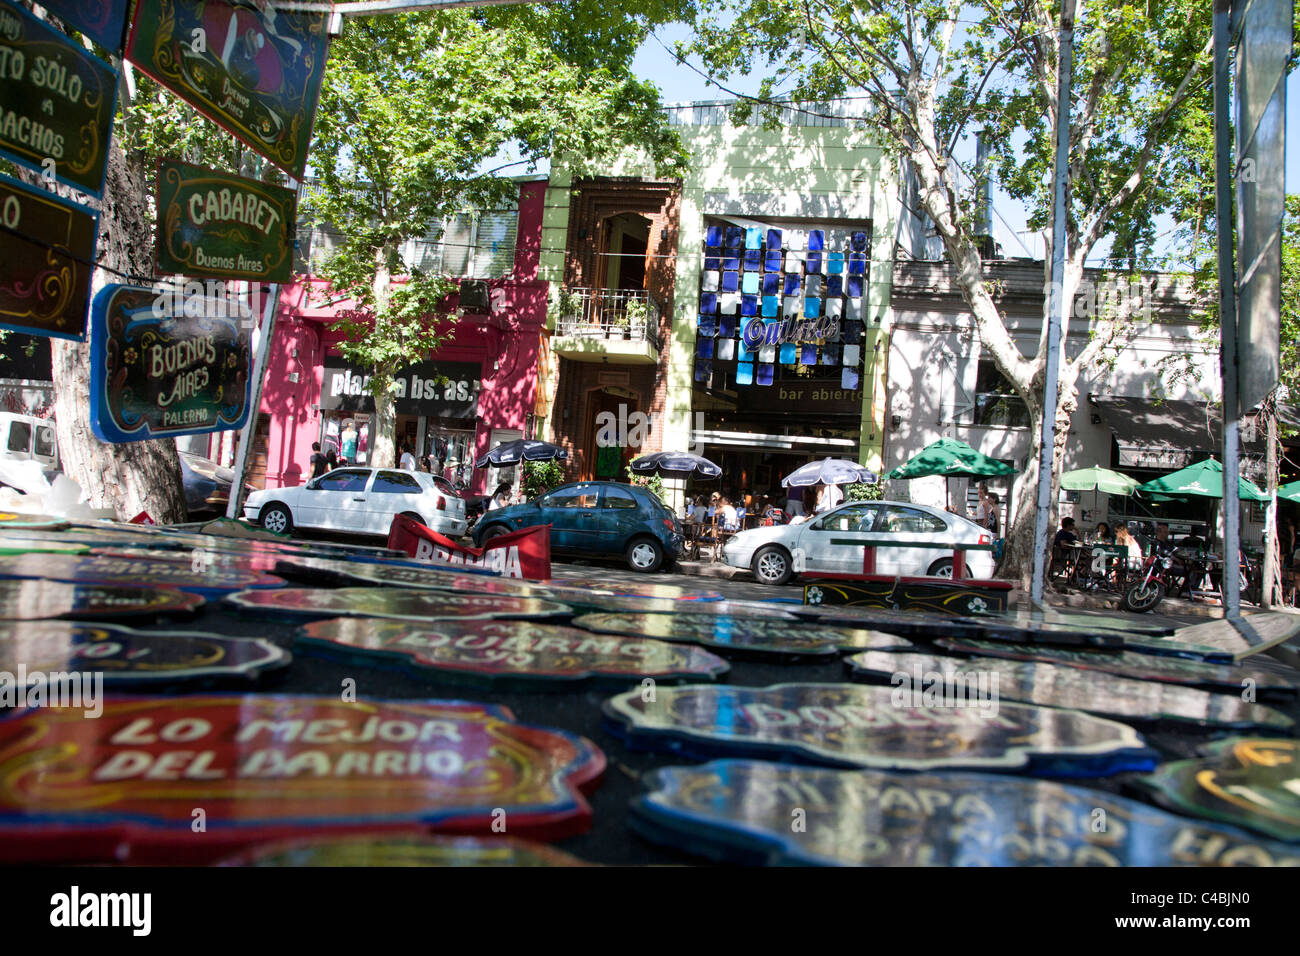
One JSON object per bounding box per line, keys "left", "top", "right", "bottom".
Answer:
{"left": 0, "top": 517, "right": 1299, "bottom": 867}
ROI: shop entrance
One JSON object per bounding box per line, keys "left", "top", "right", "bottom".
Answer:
{"left": 586, "top": 390, "right": 637, "bottom": 481}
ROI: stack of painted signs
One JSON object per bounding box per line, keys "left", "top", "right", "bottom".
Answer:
{"left": 1, "top": 512, "right": 1300, "bottom": 866}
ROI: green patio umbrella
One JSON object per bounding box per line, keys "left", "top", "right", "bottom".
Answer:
{"left": 887, "top": 438, "right": 1015, "bottom": 510}
{"left": 1136, "top": 457, "right": 1269, "bottom": 502}
{"left": 1279, "top": 480, "right": 1300, "bottom": 504}
{"left": 1060, "top": 466, "right": 1140, "bottom": 496}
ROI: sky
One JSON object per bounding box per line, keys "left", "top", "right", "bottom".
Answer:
{"left": 629, "top": 24, "right": 1298, "bottom": 266}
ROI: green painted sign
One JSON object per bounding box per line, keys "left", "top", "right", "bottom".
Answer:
{"left": 125, "top": 0, "right": 331, "bottom": 179}
{"left": 156, "top": 159, "right": 295, "bottom": 282}
{"left": 0, "top": 173, "right": 97, "bottom": 340}
{"left": 0, "top": 1, "right": 118, "bottom": 197}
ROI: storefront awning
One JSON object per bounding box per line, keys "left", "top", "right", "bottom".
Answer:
{"left": 1091, "top": 396, "right": 1265, "bottom": 473}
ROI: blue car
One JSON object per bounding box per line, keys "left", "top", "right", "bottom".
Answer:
{"left": 472, "top": 481, "right": 683, "bottom": 572}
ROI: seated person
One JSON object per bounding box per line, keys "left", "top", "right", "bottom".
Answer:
{"left": 1178, "top": 526, "right": 1208, "bottom": 551}
{"left": 1053, "top": 517, "right": 1080, "bottom": 548}
{"left": 720, "top": 497, "right": 740, "bottom": 532}
{"left": 1092, "top": 521, "right": 1113, "bottom": 544}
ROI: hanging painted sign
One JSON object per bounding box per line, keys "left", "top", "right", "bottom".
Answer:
{"left": 573, "top": 611, "right": 916, "bottom": 659}
{"left": 1137, "top": 738, "right": 1300, "bottom": 843}
{"left": 0, "top": 696, "right": 605, "bottom": 862}
{"left": 0, "top": 173, "right": 97, "bottom": 340}
{"left": 631, "top": 760, "right": 1300, "bottom": 867}
{"left": 934, "top": 637, "right": 1300, "bottom": 695}
{"left": 125, "top": 0, "right": 330, "bottom": 179}
{"left": 226, "top": 586, "right": 572, "bottom": 623}
{"left": 89, "top": 284, "right": 253, "bottom": 442}
{"left": 602, "top": 682, "right": 1156, "bottom": 776}
{"left": 156, "top": 159, "right": 296, "bottom": 282}
{"left": 297, "top": 618, "right": 729, "bottom": 689}
{"left": 31, "top": 0, "right": 131, "bottom": 54}
{"left": 216, "top": 834, "right": 590, "bottom": 867}
{"left": 0, "top": 1, "right": 118, "bottom": 197}
{"left": 0, "top": 620, "right": 287, "bottom": 686}
{"left": 846, "top": 651, "right": 1293, "bottom": 732}
{"left": 0, "top": 552, "right": 283, "bottom": 597}
{"left": 321, "top": 358, "right": 481, "bottom": 418}
{"left": 0, "top": 579, "right": 203, "bottom": 620}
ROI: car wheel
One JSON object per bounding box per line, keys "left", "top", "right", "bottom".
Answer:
{"left": 626, "top": 536, "right": 664, "bottom": 573}
{"left": 480, "top": 524, "right": 510, "bottom": 544}
{"left": 400, "top": 511, "right": 425, "bottom": 525}
{"left": 927, "top": 558, "right": 954, "bottom": 578}
{"left": 752, "top": 545, "right": 793, "bottom": 585}
{"left": 259, "top": 503, "right": 293, "bottom": 535}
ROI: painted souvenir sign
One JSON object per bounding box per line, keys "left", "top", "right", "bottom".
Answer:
{"left": 89, "top": 284, "right": 252, "bottom": 442}
{"left": 1157, "top": 613, "right": 1300, "bottom": 661}
{"left": 845, "top": 651, "right": 1292, "bottom": 732}
{"left": 34, "top": 1, "right": 131, "bottom": 53}
{"left": 602, "top": 682, "right": 1155, "bottom": 776}
{"left": 935, "top": 637, "right": 1300, "bottom": 695}
{"left": 0, "top": 552, "right": 283, "bottom": 597}
{"left": 0, "top": 3, "right": 118, "bottom": 197}
{"left": 973, "top": 609, "right": 1174, "bottom": 638}
{"left": 573, "top": 612, "right": 915, "bottom": 658}
{"left": 791, "top": 604, "right": 989, "bottom": 640}
{"left": 0, "top": 513, "right": 68, "bottom": 530}
{"left": 297, "top": 618, "right": 729, "bottom": 688}
{"left": 156, "top": 160, "right": 296, "bottom": 282}
{"left": 215, "top": 834, "right": 589, "bottom": 867}
{"left": 126, "top": 0, "right": 330, "bottom": 178}
{"left": 0, "top": 696, "right": 604, "bottom": 863}
{"left": 0, "top": 579, "right": 203, "bottom": 620}
{"left": 271, "top": 556, "right": 511, "bottom": 593}
{"left": 1138, "top": 738, "right": 1300, "bottom": 843}
{"left": 226, "top": 586, "right": 571, "bottom": 623}
{"left": 631, "top": 760, "right": 1300, "bottom": 866}
{"left": 0, "top": 536, "right": 88, "bottom": 556}
{"left": 0, "top": 621, "right": 286, "bottom": 686}
{"left": 0, "top": 173, "right": 98, "bottom": 340}
{"left": 803, "top": 578, "right": 1010, "bottom": 617}
{"left": 91, "top": 546, "right": 280, "bottom": 574}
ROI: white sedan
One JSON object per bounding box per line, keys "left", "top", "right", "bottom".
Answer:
{"left": 244, "top": 467, "right": 468, "bottom": 538}
{"left": 723, "top": 499, "right": 997, "bottom": 585}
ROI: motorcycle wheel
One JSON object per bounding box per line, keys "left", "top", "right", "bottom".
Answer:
{"left": 1122, "top": 578, "right": 1166, "bottom": 613}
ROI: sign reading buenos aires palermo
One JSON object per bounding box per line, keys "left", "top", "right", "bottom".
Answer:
{"left": 125, "top": 0, "right": 331, "bottom": 179}
{"left": 88, "top": 284, "right": 252, "bottom": 443}
{"left": 156, "top": 159, "right": 296, "bottom": 282}
{"left": 0, "top": 1, "right": 118, "bottom": 197}
{"left": 0, "top": 174, "right": 97, "bottom": 340}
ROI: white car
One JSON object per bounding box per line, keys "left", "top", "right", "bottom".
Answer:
{"left": 244, "top": 467, "right": 468, "bottom": 539}
{"left": 723, "top": 499, "right": 997, "bottom": 585}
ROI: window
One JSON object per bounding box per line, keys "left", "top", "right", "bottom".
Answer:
{"left": 6, "top": 421, "right": 30, "bottom": 453}
{"left": 372, "top": 471, "right": 421, "bottom": 494}
{"left": 602, "top": 487, "right": 639, "bottom": 510}
{"left": 409, "top": 209, "right": 519, "bottom": 279}
{"left": 542, "top": 486, "right": 598, "bottom": 509}
{"left": 33, "top": 426, "right": 54, "bottom": 458}
{"left": 816, "top": 503, "right": 878, "bottom": 532}
{"left": 876, "top": 506, "right": 947, "bottom": 534}
{"left": 316, "top": 470, "right": 369, "bottom": 492}
{"left": 972, "top": 359, "right": 1031, "bottom": 428}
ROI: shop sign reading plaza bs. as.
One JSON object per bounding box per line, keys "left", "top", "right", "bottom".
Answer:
{"left": 89, "top": 284, "right": 252, "bottom": 443}
{"left": 156, "top": 160, "right": 296, "bottom": 283}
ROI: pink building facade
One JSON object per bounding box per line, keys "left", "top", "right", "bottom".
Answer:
{"left": 242, "top": 179, "right": 548, "bottom": 496}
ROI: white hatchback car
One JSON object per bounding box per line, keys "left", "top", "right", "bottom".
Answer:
{"left": 244, "top": 467, "right": 468, "bottom": 539}
{"left": 723, "top": 499, "right": 997, "bottom": 585}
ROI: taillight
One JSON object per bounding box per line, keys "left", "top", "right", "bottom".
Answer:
{"left": 436, "top": 496, "right": 446, "bottom": 510}
{"left": 978, "top": 534, "right": 991, "bottom": 545}
{"left": 664, "top": 519, "right": 675, "bottom": 531}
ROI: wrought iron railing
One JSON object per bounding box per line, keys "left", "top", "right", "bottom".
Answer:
{"left": 555, "top": 288, "right": 661, "bottom": 350}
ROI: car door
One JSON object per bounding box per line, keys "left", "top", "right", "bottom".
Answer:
{"left": 301, "top": 468, "right": 372, "bottom": 531}
{"left": 595, "top": 485, "right": 644, "bottom": 554}
{"left": 534, "top": 484, "right": 601, "bottom": 551}
{"left": 872, "top": 504, "right": 950, "bottom": 575}
{"left": 798, "top": 503, "right": 881, "bottom": 573}
{"left": 366, "top": 470, "right": 425, "bottom": 534}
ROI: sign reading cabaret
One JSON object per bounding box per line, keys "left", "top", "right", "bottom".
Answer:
{"left": 156, "top": 159, "right": 296, "bottom": 282}
{"left": 0, "top": 174, "right": 97, "bottom": 340}
{"left": 89, "top": 284, "right": 252, "bottom": 443}
{"left": 0, "top": 1, "right": 118, "bottom": 197}
{"left": 322, "top": 359, "right": 480, "bottom": 419}
{"left": 125, "top": 0, "right": 330, "bottom": 179}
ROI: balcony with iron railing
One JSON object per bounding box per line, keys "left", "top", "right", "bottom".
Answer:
{"left": 552, "top": 287, "right": 662, "bottom": 364}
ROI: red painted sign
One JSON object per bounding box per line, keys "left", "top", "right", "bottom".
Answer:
{"left": 387, "top": 515, "right": 552, "bottom": 580}
{"left": 0, "top": 696, "right": 604, "bottom": 863}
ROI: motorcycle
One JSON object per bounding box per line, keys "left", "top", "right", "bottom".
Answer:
{"left": 1121, "top": 541, "right": 1179, "bottom": 613}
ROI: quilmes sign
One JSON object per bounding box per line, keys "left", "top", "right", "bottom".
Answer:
{"left": 322, "top": 360, "right": 480, "bottom": 419}
{"left": 156, "top": 159, "right": 296, "bottom": 282}
{"left": 0, "top": 1, "right": 119, "bottom": 197}
{"left": 125, "top": 0, "right": 330, "bottom": 179}
{"left": 741, "top": 314, "right": 839, "bottom": 349}
{"left": 89, "top": 284, "right": 252, "bottom": 443}
{"left": 0, "top": 173, "right": 97, "bottom": 340}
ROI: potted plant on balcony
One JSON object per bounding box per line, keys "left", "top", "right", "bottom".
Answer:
{"left": 622, "top": 299, "right": 647, "bottom": 340}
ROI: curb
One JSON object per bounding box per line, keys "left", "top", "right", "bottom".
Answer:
{"left": 672, "top": 559, "right": 745, "bottom": 581}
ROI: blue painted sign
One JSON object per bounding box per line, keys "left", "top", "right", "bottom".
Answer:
{"left": 35, "top": 0, "right": 130, "bottom": 53}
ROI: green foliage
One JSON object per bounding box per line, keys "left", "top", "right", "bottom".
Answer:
{"left": 846, "top": 480, "right": 884, "bottom": 502}
{"left": 522, "top": 459, "right": 565, "bottom": 499}
{"left": 625, "top": 464, "right": 666, "bottom": 502}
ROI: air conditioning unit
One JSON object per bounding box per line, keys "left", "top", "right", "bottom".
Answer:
{"left": 460, "top": 280, "right": 490, "bottom": 312}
